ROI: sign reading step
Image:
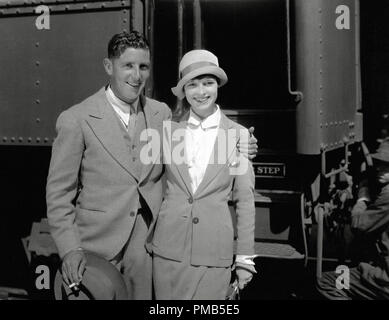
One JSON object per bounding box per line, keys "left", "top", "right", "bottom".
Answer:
{"left": 253, "top": 163, "right": 286, "bottom": 178}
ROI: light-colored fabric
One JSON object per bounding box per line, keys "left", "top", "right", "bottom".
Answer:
{"left": 46, "top": 87, "right": 171, "bottom": 262}
{"left": 106, "top": 86, "right": 138, "bottom": 140}
{"left": 111, "top": 210, "right": 152, "bottom": 299}
{"left": 185, "top": 106, "right": 221, "bottom": 193}
{"left": 153, "top": 218, "right": 230, "bottom": 300}
{"left": 105, "top": 86, "right": 138, "bottom": 126}
{"left": 171, "top": 49, "right": 228, "bottom": 99}
{"left": 113, "top": 102, "right": 147, "bottom": 181}
{"left": 235, "top": 254, "right": 257, "bottom": 266}
{"left": 151, "top": 111, "right": 255, "bottom": 268}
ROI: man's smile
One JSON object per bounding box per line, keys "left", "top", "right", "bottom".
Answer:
{"left": 126, "top": 81, "right": 141, "bottom": 89}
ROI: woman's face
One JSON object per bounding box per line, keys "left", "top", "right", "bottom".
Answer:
{"left": 184, "top": 75, "right": 218, "bottom": 119}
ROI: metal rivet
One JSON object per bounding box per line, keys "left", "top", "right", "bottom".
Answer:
{"left": 123, "top": 9, "right": 127, "bottom": 13}
{"left": 83, "top": 4, "right": 87, "bottom": 9}
{"left": 65, "top": 5, "right": 69, "bottom": 10}
{"left": 19, "top": 137, "right": 23, "bottom": 142}
{"left": 101, "top": 3, "right": 105, "bottom": 8}
{"left": 35, "top": 99, "right": 40, "bottom": 104}
{"left": 36, "top": 137, "right": 41, "bottom": 143}
{"left": 16, "top": 9, "right": 20, "bottom": 14}
{"left": 3, "top": 137, "right": 7, "bottom": 142}
{"left": 28, "top": 137, "right": 32, "bottom": 142}
{"left": 35, "top": 80, "right": 40, "bottom": 86}
{"left": 123, "top": 19, "right": 127, "bottom": 23}
{"left": 35, "top": 42, "right": 39, "bottom": 47}
{"left": 11, "top": 137, "right": 15, "bottom": 142}
{"left": 44, "top": 137, "right": 49, "bottom": 143}
{"left": 35, "top": 61, "right": 40, "bottom": 66}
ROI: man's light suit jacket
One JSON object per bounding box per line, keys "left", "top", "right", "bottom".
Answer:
{"left": 46, "top": 87, "right": 171, "bottom": 260}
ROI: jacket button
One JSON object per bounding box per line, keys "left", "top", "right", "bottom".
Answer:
{"left": 188, "top": 197, "right": 193, "bottom": 204}
{"left": 192, "top": 217, "right": 199, "bottom": 224}
{"left": 130, "top": 211, "right": 135, "bottom": 217}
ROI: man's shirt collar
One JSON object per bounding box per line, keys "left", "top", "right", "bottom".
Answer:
{"left": 106, "top": 85, "right": 138, "bottom": 114}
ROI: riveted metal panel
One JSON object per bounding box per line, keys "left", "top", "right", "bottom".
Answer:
{"left": 295, "top": 0, "right": 361, "bottom": 154}
{"left": 320, "top": 0, "right": 359, "bottom": 151}
{"left": 0, "top": 1, "right": 130, "bottom": 15}
{"left": 0, "top": 1, "right": 131, "bottom": 146}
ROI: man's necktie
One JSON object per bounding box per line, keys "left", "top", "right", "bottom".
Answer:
{"left": 128, "top": 104, "right": 137, "bottom": 140}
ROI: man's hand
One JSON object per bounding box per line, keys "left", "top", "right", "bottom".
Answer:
{"left": 351, "top": 199, "right": 368, "bottom": 216}
{"left": 237, "top": 127, "right": 259, "bottom": 160}
{"left": 236, "top": 267, "right": 254, "bottom": 290}
{"left": 61, "top": 249, "right": 87, "bottom": 289}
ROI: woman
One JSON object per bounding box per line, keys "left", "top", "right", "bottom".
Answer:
{"left": 151, "top": 49, "right": 257, "bottom": 300}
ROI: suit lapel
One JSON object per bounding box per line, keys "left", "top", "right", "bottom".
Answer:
{"left": 171, "top": 120, "right": 193, "bottom": 196}
{"left": 194, "top": 112, "right": 238, "bottom": 196}
{"left": 139, "top": 96, "right": 162, "bottom": 184}
{"left": 85, "top": 88, "right": 137, "bottom": 179}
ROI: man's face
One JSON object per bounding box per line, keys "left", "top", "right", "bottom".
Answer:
{"left": 104, "top": 47, "right": 150, "bottom": 104}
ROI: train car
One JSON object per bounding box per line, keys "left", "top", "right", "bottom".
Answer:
{"left": 0, "top": 0, "right": 386, "bottom": 299}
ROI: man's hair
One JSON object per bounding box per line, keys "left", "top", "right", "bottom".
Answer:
{"left": 108, "top": 31, "right": 150, "bottom": 59}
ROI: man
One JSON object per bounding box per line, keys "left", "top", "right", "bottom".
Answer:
{"left": 316, "top": 139, "right": 389, "bottom": 300}
{"left": 46, "top": 31, "right": 258, "bottom": 299}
